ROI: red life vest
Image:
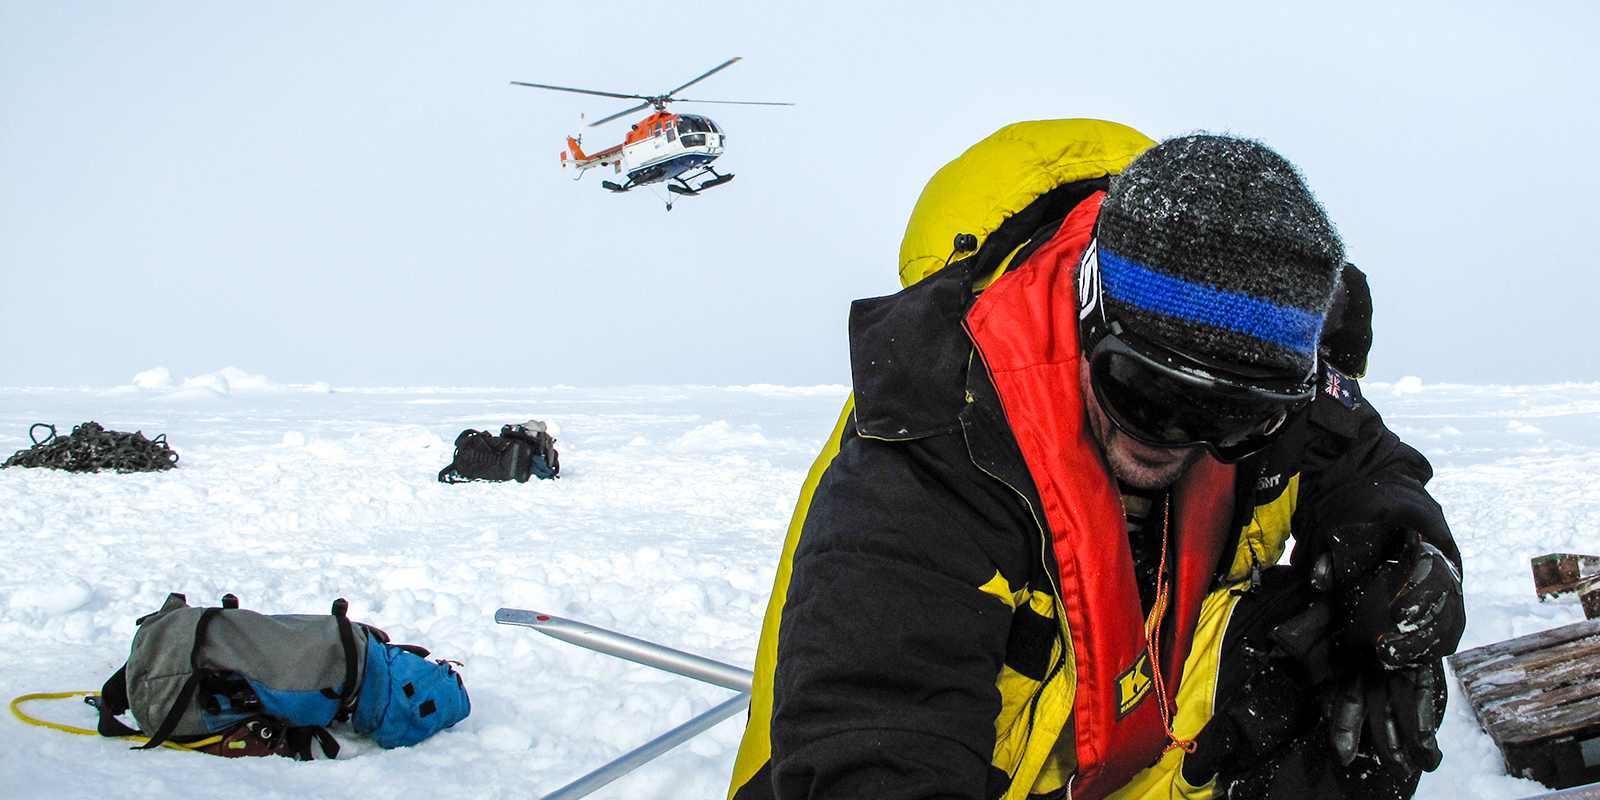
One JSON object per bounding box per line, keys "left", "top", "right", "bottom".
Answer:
{"left": 964, "top": 193, "right": 1236, "bottom": 800}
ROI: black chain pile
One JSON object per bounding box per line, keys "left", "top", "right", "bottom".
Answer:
{"left": 2, "top": 421, "right": 179, "bottom": 473}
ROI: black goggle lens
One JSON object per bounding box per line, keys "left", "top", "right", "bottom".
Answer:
{"left": 1088, "top": 340, "right": 1310, "bottom": 462}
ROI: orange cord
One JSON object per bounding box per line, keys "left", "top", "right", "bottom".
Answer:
{"left": 1146, "top": 496, "right": 1197, "bottom": 754}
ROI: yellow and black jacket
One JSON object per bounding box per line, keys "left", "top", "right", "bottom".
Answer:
{"left": 727, "top": 120, "right": 1455, "bottom": 800}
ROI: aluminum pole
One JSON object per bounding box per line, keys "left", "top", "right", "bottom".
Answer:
{"left": 537, "top": 692, "right": 751, "bottom": 800}
{"left": 495, "top": 608, "right": 753, "bottom": 693}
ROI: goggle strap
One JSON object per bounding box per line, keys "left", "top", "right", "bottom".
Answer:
{"left": 1076, "top": 237, "right": 1112, "bottom": 353}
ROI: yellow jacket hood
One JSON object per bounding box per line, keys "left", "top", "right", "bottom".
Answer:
{"left": 897, "top": 119, "right": 1155, "bottom": 288}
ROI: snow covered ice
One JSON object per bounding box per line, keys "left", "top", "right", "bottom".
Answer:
{"left": 4, "top": 370, "right": 1600, "bottom": 799}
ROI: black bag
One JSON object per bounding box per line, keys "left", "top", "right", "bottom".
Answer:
{"left": 437, "top": 420, "right": 559, "bottom": 483}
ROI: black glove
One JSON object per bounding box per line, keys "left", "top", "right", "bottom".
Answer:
{"left": 1278, "top": 524, "right": 1464, "bottom": 776}
{"left": 1324, "top": 660, "right": 1446, "bottom": 775}
{"left": 1309, "top": 527, "right": 1465, "bottom": 670}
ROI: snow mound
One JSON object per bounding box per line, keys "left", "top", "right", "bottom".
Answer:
{"left": 9, "top": 578, "right": 94, "bottom": 614}
{"left": 132, "top": 367, "right": 174, "bottom": 389}
{"left": 672, "top": 421, "right": 768, "bottom": 451}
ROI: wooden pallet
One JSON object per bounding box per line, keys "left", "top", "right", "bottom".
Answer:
{"left": 1451, "top": 618, "right": 1600, "bottom": 789}
{"left": 1534, "top": 553, "right": 1600, "bottom": 600}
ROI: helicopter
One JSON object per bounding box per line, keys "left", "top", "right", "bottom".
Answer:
{"left": 511, "top": 58, "right": 791, "bottom": 203}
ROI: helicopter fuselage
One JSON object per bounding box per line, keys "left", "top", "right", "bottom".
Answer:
{"left": 515, "top": 57, "right": 788, "bottom": 202}
{"left": 563, "top": 112, "right": 725, "bottom": 187}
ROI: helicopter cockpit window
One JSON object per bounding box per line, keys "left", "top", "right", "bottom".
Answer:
{"left": 678, "top": 115, "right": 712, "bottom": 134}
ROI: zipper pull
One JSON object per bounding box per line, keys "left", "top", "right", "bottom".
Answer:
{"left": 1233, "top": 542, "right": 1264, "bottom": 596}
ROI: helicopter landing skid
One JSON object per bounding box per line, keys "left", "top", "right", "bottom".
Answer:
{"left": 601, "top": 179, "right": 633, "bottom": 193}
{"left": 666, "top": 168, "right": 735, "bottom": 198}
{"left": 661, "top": 168, "right": 735, "bottom": 209}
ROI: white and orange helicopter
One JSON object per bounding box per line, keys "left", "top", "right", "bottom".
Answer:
{"left": 512, "top": 58, "right": 790, "bottom": 205}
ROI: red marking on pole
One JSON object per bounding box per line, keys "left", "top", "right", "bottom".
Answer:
{"left": 536, "top": 615, "right": 550, "bottom": 621}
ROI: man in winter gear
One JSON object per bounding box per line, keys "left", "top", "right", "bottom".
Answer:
{"left": 727, "top": 121, "right": 1464, "bottom": 800}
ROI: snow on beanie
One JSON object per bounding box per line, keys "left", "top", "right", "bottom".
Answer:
{"left": 1094, "top": 134, "right": 1344, "bottom": 377}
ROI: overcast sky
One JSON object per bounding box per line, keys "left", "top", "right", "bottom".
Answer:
{"left": 3, "top": 1, "right": 1596, "bottom": 388}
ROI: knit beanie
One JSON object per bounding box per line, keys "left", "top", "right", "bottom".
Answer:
{"left": 1093, "top": 134, "right": 1344, "bottom": 378}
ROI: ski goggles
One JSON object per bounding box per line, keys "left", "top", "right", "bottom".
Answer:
{"left": 1086, "top": 326, "right": 1315, "bottom": 463}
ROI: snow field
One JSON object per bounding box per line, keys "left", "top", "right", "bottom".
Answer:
{"left": 0, "top": 377, "right": 842, "bottom": 799}
{"left": 4, "top": 372, "right": 1600, "bottom": 799}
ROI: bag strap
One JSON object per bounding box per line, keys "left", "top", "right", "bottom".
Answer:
{"left": 331, "top": 598, "right": 360, "bottom": 722}
{"left": 135, "top": 606, "right": 223, "bottom": 750}
{"left": 285, "top": 724, "right": 342, "bottom": 760}
{"left": 95, "top": 666, "right": 141, "bottom": 737}
{"left": 437, "top": 429, "right": 480, "bottom": 483}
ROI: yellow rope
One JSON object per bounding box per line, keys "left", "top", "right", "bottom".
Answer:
{"left": 11, "top": 692, "right": 222, "bottom": 751}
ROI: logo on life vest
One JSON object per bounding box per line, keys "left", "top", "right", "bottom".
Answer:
{"left": 1077, "top": 239, "right": 1102, "bottom": 321}
{"left": 1115, "top": 650, "right": 1154, "bottom": 719}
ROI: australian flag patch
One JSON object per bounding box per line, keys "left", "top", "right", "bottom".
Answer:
{"left": 1322, "top": 365, "right": 1362, "bottom": 410}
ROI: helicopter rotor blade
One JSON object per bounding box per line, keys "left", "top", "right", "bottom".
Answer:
{"left": 515, "top": 58, "right": 779, "bottom": 128}
{"left": 589, "top": 101, "right": 653, "bottom": 127}
{"left": 663, "top": 57, "right": 743, "bottom": 99}
{"left": 509, "top": 81, "right": 649, "bottom": 102}
{"left": 671, "top": 98, "right": 795, "bottom": 107}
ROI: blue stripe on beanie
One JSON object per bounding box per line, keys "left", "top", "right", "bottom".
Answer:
{"left": 1099, "top": 248, "right": 1323, "bottom": 354}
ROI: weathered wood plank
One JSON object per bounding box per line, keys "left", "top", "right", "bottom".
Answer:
{"left": 1453, "top": 619, "right": 1600, "bottom": 673}
{"left": 1463, "top": 639, "right": 1600, "bottom": 711}
{"left": 1451, "top": 618, "right": 1600, "bottom": 789}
